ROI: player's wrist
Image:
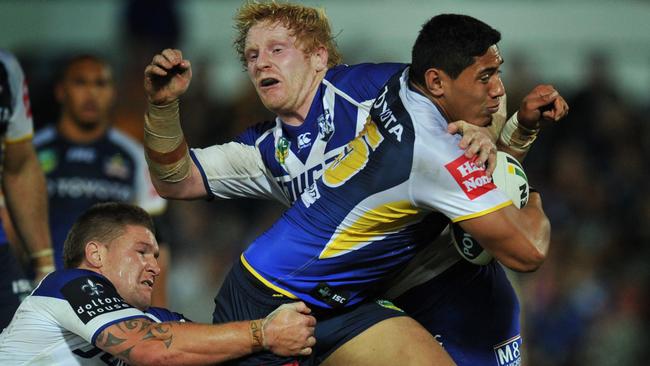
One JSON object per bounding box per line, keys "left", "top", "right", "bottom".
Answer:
{"left": 144, "top": 99, "right": 191, "bottom": 182}
{"left": 498, "top": 112, "right": 539, "bottom": 153}
{"left": 250, "top": 319, "right": 265, "bottom": 352}
{"left": 31, "top": 249, "right": 55, "bottom": 274}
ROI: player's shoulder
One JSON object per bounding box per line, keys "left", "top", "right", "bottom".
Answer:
{"left": 324, "top": 63, "right": 406, "bottom": 96}
{"left": 235, "top": 119, "right": 277, "bottom": 146}
{"left": 326, "top": 63, "right": 406, "bottom": 83}
{"left": 34, "top": 269, "right": 115, "bottom": 300}
{"left": 33, "top": 124, "right": 58, "bottom": 147}
{"left": 107, "top": 128, "right": 144, "bottom": 152}
{"left": 145, "top": 307, "right": 189, "bottom": 323}
{"left": 0, "top": 49, "right": 19, "bottom": 69}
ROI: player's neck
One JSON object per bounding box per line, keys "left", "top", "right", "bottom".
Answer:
{"left": 58, "top": 114, "right": 110, "bottom": 144}
{"left": 410, "top": 81, "right": 452, "bottom": 123}
{"left": 278, "top": 71, "right": 326, "bottom": 127}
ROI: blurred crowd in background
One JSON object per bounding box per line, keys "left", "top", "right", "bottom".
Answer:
{"left": 4, "top": 0, "right": 650, "bottom": 365}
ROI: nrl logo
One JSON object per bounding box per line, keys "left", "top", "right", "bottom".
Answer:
{"left": 81, "top": 279, "right": 104, "bottom": 296}
{"left": 317, "top": 109, "right": 334, "bottom": 142}
{"left": 275, "top": 137, "right": 291, "bottom": 164}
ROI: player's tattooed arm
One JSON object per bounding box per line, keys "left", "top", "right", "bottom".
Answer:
{"left": 96, "top": 318, "right": 176, "bottom": 364}
{"left": 93, "top": 303, "right": 315, "bottom": 365}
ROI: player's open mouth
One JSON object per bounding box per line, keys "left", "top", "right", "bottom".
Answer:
{"left": 142, "top": 280, "right": 154, "bottom": 288}
{"left": 260, "top": 78, "right": 279, "bottom": 87}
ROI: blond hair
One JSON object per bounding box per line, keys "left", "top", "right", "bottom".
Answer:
{"left": 234, "top": 1, "right": 342, "bottom": 68}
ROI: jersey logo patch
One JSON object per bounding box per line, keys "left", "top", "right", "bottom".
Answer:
{"left": 61, "top": 275, "right": 134, "bottom": 324}
{"left": 297, "top": 132, "right": 312, "bottom": 150}
{"left": 275, "top": 137, "right": 290, "bottom": 164}
{"left": 493, "top": 335, "right": 522, "bottom": 366}
{"left": 104, "top": 154, "right": 130, "bottom": 179}
{"left": 38, "top": 149, "right": 58, "bottom": 174}
{"left": 317, "top": 109, "right": 335, "bottom": 142}
{"left": 310, "top": 283, "right": 349, "bottom": 308}
{"left": 445, "top": 155, "right": 496, "bottom": 200}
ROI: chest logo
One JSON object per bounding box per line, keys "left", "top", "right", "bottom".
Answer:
{"left": 275, "top": 136, "right": 291, "bottom": 164}
{"left": 104, "top": 154, "right": 130, "bottom": 179}
{"left": 317, "top": 109, "right": 335, "bottom": 142}
{"left": 38, "top": 149, "right": 58, "bottom": 174}
{"left": 297, "top": 132, "right": 312, "bottom": 150}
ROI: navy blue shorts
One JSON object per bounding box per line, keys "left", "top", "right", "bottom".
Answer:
{"left": 393, "top": 259, "right": 521, "bottom": 366}
{"left": 0, "top": 244, "right": 33, "bottom": 330}
{"left": 213, "top": 260, "right": 406, "bottom": 365}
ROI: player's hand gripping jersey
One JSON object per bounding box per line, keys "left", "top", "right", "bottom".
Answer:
{"left": 240, "top": 68, "right": 512, "bottom": 308}
{"left": 0, "top": 269, "right": 186, "bottom": 365}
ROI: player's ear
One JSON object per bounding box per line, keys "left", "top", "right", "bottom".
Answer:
{"left": 424, "top": 68, "right": 444, "bottom": 97}
{"left": 311, "top": 45, "right": 329, "bottom": 72}
{"left": 85, "top": 241, "right": 104, "bottom": 268}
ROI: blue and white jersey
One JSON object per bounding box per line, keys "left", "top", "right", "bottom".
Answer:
{"left": 34, "top": 126, "right": 167, "bottom": 270}
{"left": 0, "top": 50, "right": 34, "bottom": 245}
{"left": 240, "top": 68, "right": 511, "bottom": 308}
{"left": 0, "top": 269, "right": 186, "bottom": 365}
{"left": 191, "top": 63, "right": 405, "bottom": 205}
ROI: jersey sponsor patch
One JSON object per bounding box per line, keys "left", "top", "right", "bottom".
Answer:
{"left": 445, "top": 155, "right": 496, "bottom": 200}
{"left": 310, "top": 282, "right": 350, "bottom": 308}
{"left": 493, "top": 335, "right": 522, "bottom": 366}
{"left": 61, "top": 275, "right": 134, "bottom": 324}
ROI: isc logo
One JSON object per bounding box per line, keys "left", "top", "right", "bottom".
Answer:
{"left": 493, "top": 335, "right": 522, "bottom": 366}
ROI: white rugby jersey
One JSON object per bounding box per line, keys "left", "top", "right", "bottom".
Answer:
{"left": 240, "top": 68, "right": 512, "bottom": 308}
{"left": 0, "top": 269, "right": 186, "bottom": 365}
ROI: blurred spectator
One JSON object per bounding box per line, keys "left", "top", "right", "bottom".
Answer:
{"left": 25, "top": 54, "right": 171, "bottom": 306}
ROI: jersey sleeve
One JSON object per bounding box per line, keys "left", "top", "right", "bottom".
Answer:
{"left": 190, "top": 141, "right": 289, "bottom": 204}
{"left": 411, "top": 133, "right": 511, "bottom": 222}
{"left": 145, "top": 306, "right": 190, "bottom": 322}
{"left": 0, "top": 50, "right": 33, "bottom": 143}
{"left": 41, "top": 273, "right": 149, "bottom": 346}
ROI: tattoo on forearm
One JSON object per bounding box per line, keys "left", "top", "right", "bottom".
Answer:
{"left": 116, "top": 346, "right": 134, "bottom": 361}
{"left": 142, "top": 323, "right": 174, "bottom": 349}
{"left": 101, "top": 332, "right": 127, "bottom": 348}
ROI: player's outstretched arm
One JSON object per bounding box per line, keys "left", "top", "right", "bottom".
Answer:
{"left": 458, "top": 192, "right": 550, "bottom": 272}
{"left": 143, "top": 48, "right": 207, "bottom": 199}
{"left": 97, "top": 302, "right": 316, "bottom": 365}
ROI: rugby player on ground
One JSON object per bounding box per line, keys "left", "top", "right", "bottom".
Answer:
{"left": 0, "top": 202, "right": 316, "bottom": 365}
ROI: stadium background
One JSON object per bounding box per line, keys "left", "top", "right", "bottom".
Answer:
{"left": 2, "top": 1, "right": 649, "bottom": 364}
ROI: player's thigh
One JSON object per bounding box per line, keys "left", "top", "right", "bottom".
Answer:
{"left": 395, "top": 260, "right": 520, "bottom": 366}
{"left": 321, "top": 316, "right": 456, "bottom": 366}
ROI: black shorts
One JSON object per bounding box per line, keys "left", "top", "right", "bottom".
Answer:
{"left": 0, "top": 244, "right": 32, "bottom": 330}
{"left": 212, "top": 260, "right": 406, "bottom": 365}
{"left": 393, "top": 260, "right": 521, "bottom": 366}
